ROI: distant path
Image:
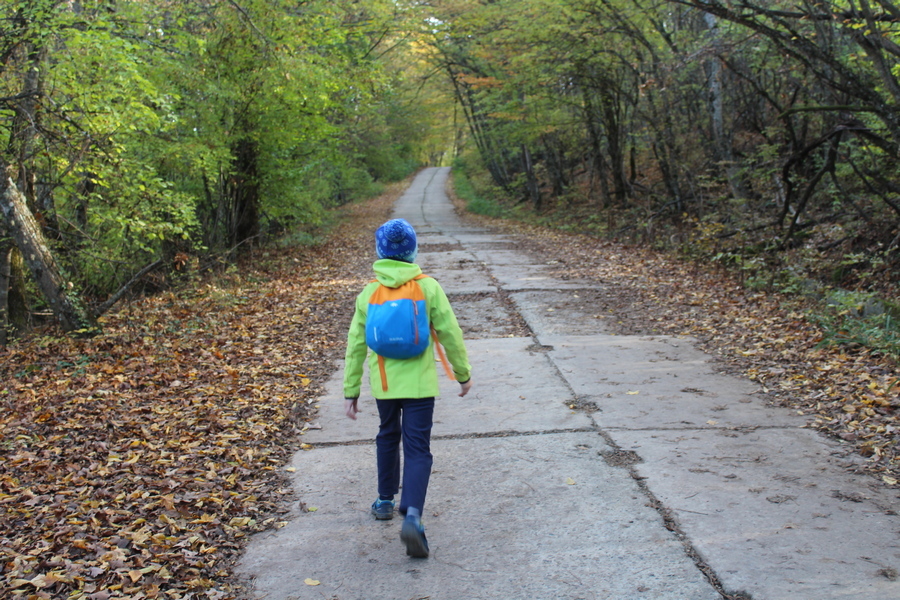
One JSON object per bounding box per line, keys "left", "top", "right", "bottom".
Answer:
{"left": 239, "top": 167, "right": 900, "bottom": 600}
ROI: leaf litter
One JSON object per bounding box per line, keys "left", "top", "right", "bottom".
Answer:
{"left": 0, "top": 187, "right": 399, "bottom": 599}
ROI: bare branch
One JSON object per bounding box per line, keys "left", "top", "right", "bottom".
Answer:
{"left": 95, "top": 259, "right": 164, "bottom": 317}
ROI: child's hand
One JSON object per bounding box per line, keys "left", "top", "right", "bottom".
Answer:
{"left": 345, "top": 398, "right": 359, "bottom": 420}
{"left": 458, "top": 380, "right": 473, "bottom": 397}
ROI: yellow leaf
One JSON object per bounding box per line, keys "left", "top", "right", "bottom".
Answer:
{"left": 285, "top": 467, "right": 296, "bottom": 472}
{"left": 884, "top": 476, "right": 898, "bottom": 486}
{"left": 626, "top": 390, "right": 640, "bottom": 395}
{"left": 308, "top": 506, "right": 318, "bottom": 512}
{"left": 304, "top": 578, "right": 320, "bottom": 586}
{"left": 300, "top": 443, "right": 313, "bottom": 450}
{"left": 301, "top": 378, "right": 311, "bottom": 387}
{"left": 565, "top": 477, "right": 576, "bottom": 485}
{"left": 190, "top": 513, "right": 217, "bottom": 524}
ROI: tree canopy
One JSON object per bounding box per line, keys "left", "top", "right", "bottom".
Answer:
{"left": 428, "top": 0, "right": 900, "bottom": 303}
{"left": 3, "top": 0, "right": 900, "bottom": 341}
{"left": 0, "top": 0, "right": 447, "bottom": 339}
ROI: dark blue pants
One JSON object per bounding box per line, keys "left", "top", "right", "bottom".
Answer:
{"left": 375, "top": 397, "right": 435, "bottom": 515}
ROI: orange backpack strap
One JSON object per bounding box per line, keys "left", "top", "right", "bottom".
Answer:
{"left": 378, "top": 355, "right": 388, "bottom": 392}
{"left": 431, "top": 325, "right": 456, "bottom": 381}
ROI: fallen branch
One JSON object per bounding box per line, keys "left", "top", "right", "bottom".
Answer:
{"left": 95, "top": 259, "right": 164, "bottom": 316}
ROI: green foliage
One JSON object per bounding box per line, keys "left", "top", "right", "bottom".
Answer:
{"left": 6, "top": 0, "right": 900, "bottom": 322}
{"left": 812, "top": 291, "right": 900, "bottom": 359}
{"left": 452, "top": 162, "right": 510, "bottom": 218}
{"left": 1, "top": 0, "right": 443, "bottom": 306}
{"left": 420, "top": 0, "right": 900, "bottom": 304}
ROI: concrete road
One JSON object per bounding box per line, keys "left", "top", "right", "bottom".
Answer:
{"left": 238, "top": 168, "right": 900, "bottom": 600}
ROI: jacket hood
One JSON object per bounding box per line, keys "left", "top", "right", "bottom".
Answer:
{"left": 373, "top": 258, "right": 423, "bottom": 288}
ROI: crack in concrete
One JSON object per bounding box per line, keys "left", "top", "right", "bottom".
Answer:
{"left": 300, "top": 427, "right": 599, "bottom": 449}
{"left": 417, "top": 211, "right": 744, "bottom": 599}
{"left": 603, "top": 425, "right": 807, "bottom": 432}
{"left": 448, "top": 226, "right": 744, "bottom": 600}
{"left": 584, "top": 414, "right": 751, "bottom": 600}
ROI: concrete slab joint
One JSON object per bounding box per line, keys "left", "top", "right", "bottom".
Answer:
{"left": 238, "top": 167, "right": 900, "bottom": 600}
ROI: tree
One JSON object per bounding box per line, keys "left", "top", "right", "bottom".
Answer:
{"left": 0, "top": 163, "right": 98, "bottom": 334}
{"left": 0, "top": 0, "right": 434, "bottom": 341}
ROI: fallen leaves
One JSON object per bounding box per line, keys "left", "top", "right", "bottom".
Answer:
{"left": 0, "top": 188, "right": 400, "bottom": 598}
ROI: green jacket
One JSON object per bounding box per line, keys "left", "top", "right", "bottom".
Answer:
{"left": 343, "top": 259, "right": 471, "bottom": 400}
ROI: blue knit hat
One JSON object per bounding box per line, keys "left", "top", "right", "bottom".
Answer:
{"left": 375, "top": 219, "right": 418, "bottom": 263}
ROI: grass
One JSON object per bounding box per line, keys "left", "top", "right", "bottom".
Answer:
{"left": 451, "top": 169, "right": 510, "bottom": 218}
{"left": 812, "top": 290, "right": 900, "bottom": 359}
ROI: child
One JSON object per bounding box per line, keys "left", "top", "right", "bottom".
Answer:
{"left": 343, "top": 218, "right": 472, "bottom": 558}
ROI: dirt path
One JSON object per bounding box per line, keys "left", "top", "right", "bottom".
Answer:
{"left": 238, "top": 168, "right": 900, "bottom": 600}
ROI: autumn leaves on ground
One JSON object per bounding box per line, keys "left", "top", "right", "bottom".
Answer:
{"left": 0, "top": 188, "right": 398, "bottom": 600}
{"left": 3, "top": 183, "right": 899, "bottom": 600}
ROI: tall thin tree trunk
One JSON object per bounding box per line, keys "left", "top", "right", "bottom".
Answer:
{"left": 521, "top": 144, "right": 541, "bottom": 209}
{"left": 704, "top": 13, "right": 745, "bottom": 199}
{"left": 542, "top": 133, "right": 567, "bottom": 197}
{"left": 0, "top": 243, "right": 26, "bottom": 346}
{"left": 0, "top": 164, "right": 99, "bottom": 335}
{"left": 600, "top": 90, "right": 629, "bottom": 206}
{"left": 0, "top": 232, "right": 10, "bottom": 347}
{"left": 582, "top": 87, "right": 612, "bottom": 206}
{"left": 230, "top": 139, "right": 260, "bottom": 250}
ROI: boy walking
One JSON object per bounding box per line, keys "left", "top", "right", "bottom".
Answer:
{"left": 343, "top": 218, "right": 472, "bottom": 558}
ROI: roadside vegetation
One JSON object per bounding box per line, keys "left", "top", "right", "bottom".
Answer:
{"left": 434, "top": 0, "right": 900, "bottom": 363}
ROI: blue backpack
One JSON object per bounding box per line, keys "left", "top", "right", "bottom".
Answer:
{"left": 365, "top": 274, "right": 454, "bottom": 391}
{"left": 366, "top": 274, "right": 430, "bottom": 360}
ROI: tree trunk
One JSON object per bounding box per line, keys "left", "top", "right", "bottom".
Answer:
{"left": 0, "top": 164, "right": 99, "bottom": 335}
{"left": 230, "top": 139, "right": 261, "bottom": 250}
{"left": 0, "top": 243, "right": 29, "bottom": 347}
{"left": 581, "top": 86, "right": 612, "bottom": 206}
{"left": 0, "top": 235, "right": 10, "bottom": 347}
{"left": 600, "top": 90, "right": 629, "bottom": 207}
{"left": 704, "top": 13, "right": 745, "bottom": 199}
{"left": 521, "top": 144, "right": 541, "bottom": 210}
{"left": 542, "top": 133, "right": 567, "bottom": 197}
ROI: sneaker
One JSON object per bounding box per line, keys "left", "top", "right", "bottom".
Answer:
{"left": 371, "top": 498, "right": 395, "bottom": 520}
{"left": 400, "top": 514, "right": 429, "bottom": 558}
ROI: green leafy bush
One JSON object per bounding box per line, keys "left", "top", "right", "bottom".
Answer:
{"left": 452, "top": 168, "right": 509, "bottom": 218}
{"left": 812, "top": 290, "right": 900, "bottom": 359}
